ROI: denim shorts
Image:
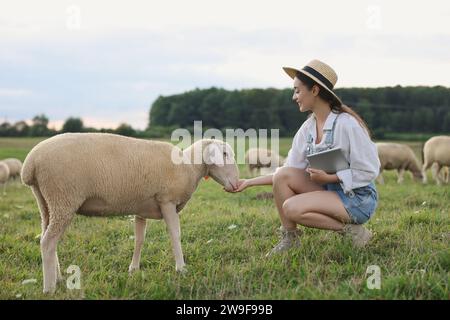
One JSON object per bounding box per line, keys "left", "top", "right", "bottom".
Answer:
{"left": 324, "top": 181, "right": 378, "bottom": 224}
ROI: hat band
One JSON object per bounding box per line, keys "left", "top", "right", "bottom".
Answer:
{"left": 302, "top": 66, "right": 334, "bottom": 90}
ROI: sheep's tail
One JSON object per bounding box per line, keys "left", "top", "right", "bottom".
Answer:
{"left": 21, "top": 156, "right": 35, "bottom": 186}
{"left": 31, "top": 183, "right": 50, "bottom": 233}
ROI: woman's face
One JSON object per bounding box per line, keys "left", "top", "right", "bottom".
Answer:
{"left": 292, "top": 77, "right": 317, "bottom": 112}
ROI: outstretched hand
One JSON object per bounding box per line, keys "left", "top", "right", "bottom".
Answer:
{"left": 226, "top": 179, "right": 251, "bottom": 193}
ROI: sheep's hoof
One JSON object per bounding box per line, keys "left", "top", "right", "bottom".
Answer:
{"left": 176, "top": 266, "right": 188, "bottom": 274}
{"left": 43, "top": 287, "right": 56, "bottom": 294}
{"left": 128, "top": 265, "right": 140, "bottom": 274}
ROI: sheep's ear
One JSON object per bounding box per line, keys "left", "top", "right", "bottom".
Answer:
{"left": 205, "top": 143, "right": 225, "bottom": 167}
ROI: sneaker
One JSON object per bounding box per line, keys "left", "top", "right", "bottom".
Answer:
{"left": 341, "top": 224, "right": 373, "bottom": 248}
{"left": 265, "top": 227, "right": 302, "bottom": 257}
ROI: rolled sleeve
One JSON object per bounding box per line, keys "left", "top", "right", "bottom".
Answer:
{"left": 275, "top": 127, "right": 308, "bottom": 175}
{"left": 338, "top": 125, "right": 380, "bottom": 193}
{"left": 336, "top": 169, "right": 353, "bottom": 193}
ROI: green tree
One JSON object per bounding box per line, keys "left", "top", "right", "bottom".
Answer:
{"left": 115, "top": 123, "right": 136, "bottom": 136}
{"left": 29, "top": 114, "right": 50, "bottom": 136}
{"left": 62, "top": 117, "right": 84, "bottom": 133}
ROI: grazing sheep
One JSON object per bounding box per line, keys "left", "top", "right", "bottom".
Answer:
{"left": 21, "top": 133, "right": 239, "bottom": 293}
{"left": 245, "top": 148, "right": 285, "bottom": 176}
{"left": 422, "top": 136, "right": 450, "bottom": 185}
{"left": 0, "top": 162, "right": 10, "bottom": 195}
{"left": 376, "top": 142, "right": 423, "bottom": 184}
{"left": 2, "top": 158, "right": 23, "bottom": 180}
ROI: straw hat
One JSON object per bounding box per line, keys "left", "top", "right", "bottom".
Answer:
{"left": 283, "top": 59, "right": 341, "bottom": 102}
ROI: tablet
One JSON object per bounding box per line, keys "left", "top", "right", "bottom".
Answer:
{"left": 306, "top": 147, "right": 349, "bottom": 174}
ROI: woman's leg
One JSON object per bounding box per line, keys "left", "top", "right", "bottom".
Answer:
{"left": 282, "top": 190, "right": 351, "bottom": 231}
{"left": 272, "top": 167, "right": 324, "bottom": 230}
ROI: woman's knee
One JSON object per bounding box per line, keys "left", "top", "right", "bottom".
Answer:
{"left": 273, "top": 167, "right": 306, "bottom": 187}
{"left": 282, "top": 197, "right": 305, "bottom": 220}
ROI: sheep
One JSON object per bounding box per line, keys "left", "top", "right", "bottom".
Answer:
{"left": 245, "top": 148, "right": 285, "bottom": 177}
{"left": 422, "top": 136, "right": 450, "bottom": 185}
{"left": 1, "top": 158, "right": 23, "bottom": 180}
{"left": 21, "top": 133, "right": 239, "bottom": 293}
{"left": 375, "top": 142, "right": 423, "bottom": 184}
{"left": 0, "top": 162, "right": 10, "bottom": 195}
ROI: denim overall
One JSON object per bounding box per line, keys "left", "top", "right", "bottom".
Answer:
{"left": 305, "top": 113, "right": 378, "bottom": 224}
{"left": 305, "top": 113, "right": 340, "bottom": 157}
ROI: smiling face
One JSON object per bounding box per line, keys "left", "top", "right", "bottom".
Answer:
{"left": 292, "top": 76, "right": 320, "bottom": 112}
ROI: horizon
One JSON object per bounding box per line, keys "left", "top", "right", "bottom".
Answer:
{"left": 2, "top": 83, "right": 450, "bottom": 131}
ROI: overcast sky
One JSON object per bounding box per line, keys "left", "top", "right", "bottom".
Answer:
{"left": 1, "top": 0, "right": 449, "bottom": 129}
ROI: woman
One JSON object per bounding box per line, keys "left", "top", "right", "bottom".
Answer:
{"left": 229, "top": 59, "right": 380, "bottom": 257}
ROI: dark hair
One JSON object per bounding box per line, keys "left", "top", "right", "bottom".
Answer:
{"left": 295, "top": 71, "right": 372, "bottom": 137}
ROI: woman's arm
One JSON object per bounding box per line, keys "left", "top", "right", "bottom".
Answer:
{"left": 229, "top": 174, "right": 273, "bottom": 193}
{"left": 247, "top": 174, "right": 274, "bottom": 187}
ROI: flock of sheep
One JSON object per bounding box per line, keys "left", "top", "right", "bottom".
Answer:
{"left": 0, "top": 134, "right": 448, "bottom": 293}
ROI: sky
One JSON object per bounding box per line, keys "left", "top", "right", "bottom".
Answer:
{"left": 1, "top": 0, "right": 449, "bottom": 130}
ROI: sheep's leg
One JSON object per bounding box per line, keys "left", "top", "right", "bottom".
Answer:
{"left": 444, "top": 167, "right": 449, "bottom": 184}
{"left": 397, "top": 168, "right": 405, "bottom": 184}
{"left": 431, "top": 163, "right": 442, "bottom": 185}
{"left": 129, "top": 216, "right": 147, "bottom": 273}
{"left": 422, "top": 162, "right": 430, "bottom": 184}
{"left": 41, "top": 214, "right": 73, "bottom": 294}
{"left": 376, "top": 171, "right": 385, "bottom": 185}
{"left": 161, "top": 203, "right": 186, "bottom": 273}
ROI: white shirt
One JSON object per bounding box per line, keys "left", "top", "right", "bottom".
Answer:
{"left": 280, "top": 111, "right": 380, "bottom": 194}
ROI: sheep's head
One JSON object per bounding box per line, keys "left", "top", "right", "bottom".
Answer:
{"left": 203, "top": 140, "right": 239, "bottom": 192}
{"left": 412, "top": 170, "right": 424, "bottom": 181}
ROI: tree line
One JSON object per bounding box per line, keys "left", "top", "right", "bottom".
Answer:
{"left": 0, "top": 114, "right": 139, "bottom": 138}
{"left": 149, "top": 85, "right": 450, "bottom": 138}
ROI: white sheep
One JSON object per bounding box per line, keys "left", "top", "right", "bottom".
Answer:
{"left": 422, "top": 136, "right": 450, "bottom": 185}
{"left": 375, "top": 142, "right": 423, "bottom": 184}
{"left": 0, "top": 162, "right": 10, "bottom": 195}
{"left": 1, "top": 158, "right": 23, "bottom": 180}
{"left": 21, "top": 133, "right": 239, "bottom": 293}
{"left": 245, "top": 148, "right": 285, "bottom": 176}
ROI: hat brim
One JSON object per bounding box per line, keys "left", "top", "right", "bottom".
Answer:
{"left": 283, "top": 66, "right": 342, "bottom": 103}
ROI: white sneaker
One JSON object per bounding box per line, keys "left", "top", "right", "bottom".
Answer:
{"left": 265, "top": 227, "right": 302, "bottom": 257}
{"left": 341, "top": 224, "right": 373, "bottom": 248}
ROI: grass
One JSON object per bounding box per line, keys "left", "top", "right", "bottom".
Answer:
{"left": 0, "top": 137, "right": 449, "bottom": 299}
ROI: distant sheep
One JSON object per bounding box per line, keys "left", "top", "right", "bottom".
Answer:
{"left": 245, "top": 148, "right": 285, "bottom": 176}
{"left": 0, "top": 162, "right": 10, "bottom": 195}
{"left": 2, "top": 158, "right": 22, "bottom": 180}
{"left": 376, "top": 142, "right": 423, "bottom": 184}
{"left": 422, "top": 136, "right": 450, "bottom": 185}
{"left": 21, "top": 133, "right": 239, "bottom": 293}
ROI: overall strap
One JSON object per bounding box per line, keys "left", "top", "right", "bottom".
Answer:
{"left": 306, "top": 133, "right": 314, "bottom": 156}
{"left": 324, "top": 113, "right": 340, "bottom": 148}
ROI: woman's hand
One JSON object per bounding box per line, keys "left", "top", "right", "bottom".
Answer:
{"left": 226, "top": 179, "right": 251, "bottom": 193}
{"left": 306, "top": 168, "right": 339, "bottom": 185}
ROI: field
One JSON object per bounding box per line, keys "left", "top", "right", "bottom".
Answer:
{"left": 0, "top": 137, "right": 449, "bottom": 299}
